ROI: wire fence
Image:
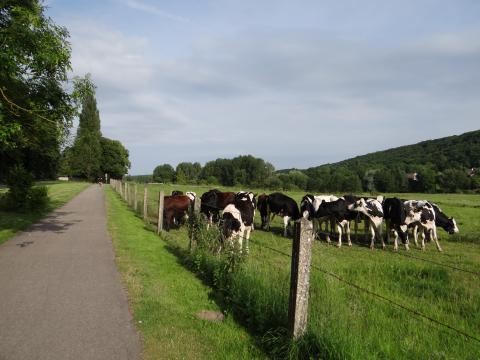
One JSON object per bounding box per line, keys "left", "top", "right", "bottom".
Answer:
{"left": 110, "top": 180, "right": 480, "bottom": 345}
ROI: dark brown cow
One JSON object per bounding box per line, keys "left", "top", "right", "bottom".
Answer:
{"left": 163, "top": 195, "right": 193, "bottom": 230}
{"left": 200, "top": 189, "right": 236, "bottom": 224}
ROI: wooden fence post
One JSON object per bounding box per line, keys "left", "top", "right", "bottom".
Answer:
{"left": 125, "top": 182, "right": 129, "bottom": 205}
{"left": 189, "top": 197, "right": 201, "bottom": 250}
{"left": 288, "top": 218, "right": 314, "bottom": 339}
{"left": 157, "top": 191, "right": 164, "bottom": 234}
{"left": 143, "top": 186, "right": 148, "bottom": 221}
{"left": 134, "top": 184, "right": 138, "bottom": 212}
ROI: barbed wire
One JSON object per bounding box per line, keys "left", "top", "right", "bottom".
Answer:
{"left": 248, "top": 239, "right": 480, "bottom": 344}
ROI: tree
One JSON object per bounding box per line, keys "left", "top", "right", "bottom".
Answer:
{"left": 100, "top": 137, "right": 130, "bottom": 179}
{"left": 153, "top": 164, "right": 175, "bottom": 183}
{"left": 175, "top": 162, "right": 201, "bottom": 184}
{"left": 69, "top": 92, "right": 102, "bottom": 180}
{"left": 437, "top": 169, "right": 471, "bottom": 193}
{"left": 0, "top": 0, "right": 77, "bottom": 181}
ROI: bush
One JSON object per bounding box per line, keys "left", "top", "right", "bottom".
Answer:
{"left": 2, "top": 165, "right": 49, "bottom": 211}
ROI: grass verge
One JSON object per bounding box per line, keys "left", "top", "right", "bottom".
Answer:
{"left": 0, "top": 181, "right": 90, "bottom": 245}
{"left": 104, "top": 186, "right": 266, "bottom": 360}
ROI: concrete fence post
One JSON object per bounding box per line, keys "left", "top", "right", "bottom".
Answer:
{"left": 157, "top": 191, "right": 164, "bottom": 234}
{"left": 288, "top": 218, "right": 314, "bottom": 339}
{"left": 143, "top": 186, "right": 148, "bottom": 221}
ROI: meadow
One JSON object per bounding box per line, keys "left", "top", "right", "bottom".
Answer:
{"left": 113, "top": 182, "right": 480, "bottom": 359}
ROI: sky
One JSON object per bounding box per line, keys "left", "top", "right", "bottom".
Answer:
{"left": 45, "top": 0, "right": 480, "bottom": 174}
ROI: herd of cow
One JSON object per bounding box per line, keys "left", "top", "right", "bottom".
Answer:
{"left": 162, "top": 189, "right": 459, "bottom": 253}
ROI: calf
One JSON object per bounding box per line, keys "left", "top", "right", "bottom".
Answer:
{"left": 221, "top": 192, "right": 256, "bottom": 253}
{"left": 258, "top": 192, "right": 300, "bottom": 237}
{"left": 349, "top": 198, "right": 384, "bottom": 249}
{"left": 382, "top": 197, "right": 409, "bottom": 251}
{"left": 316, "top": 198, "right": 352, "bottom": 247}
{"left": 171, "top": 190, "right": 183, "bottom": 196}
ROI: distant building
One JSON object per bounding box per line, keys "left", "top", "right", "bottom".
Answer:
{"left": 58, "top": 176, "right": 69, "bottom": 181}
{"left": 407, "top": 172, "right": 419, "bottom": 181}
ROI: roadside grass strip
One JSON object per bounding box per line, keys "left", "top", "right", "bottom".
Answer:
{"left": 105, "top": 187, "right": 265, "bottom": 360}
{"left": 0, "top": 182, "right": 90, "bottom": 245}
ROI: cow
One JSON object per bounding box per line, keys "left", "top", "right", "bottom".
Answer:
{"left": 200, "top": 189, "right": 235, "bottom": 225}
{"left": 411, "top": 203, "right": 459, "bottom": 241}
{"left": 382, "top": 197, "right": 409, "bottom": 251}
{"left": 257, "top": 192, "right": 300, "bottom": 237}
{"left": 316, "top": 198, "right": 352, "bottom": 247}
{"left": 163, "top": 195, "right": 194, "bottom": 230}
{"left": 300, "top": 194, "right": 339, "bottom": 238}
{"left": 404, "top": 200, "right": 442, "bottom": 251}
{"left": 349, "top": 198, "right": 384, "bottom": 249}
{"left": 221, "top": 192, "right": 256, "bottom": 253}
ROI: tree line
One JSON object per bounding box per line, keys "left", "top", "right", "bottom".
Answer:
{"left": 128, "top": 129, "right": 479, "bottom": 193}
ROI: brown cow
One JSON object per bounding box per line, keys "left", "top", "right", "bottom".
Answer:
{"left": 163, "top": 195, "right": 193, "bottom": 230}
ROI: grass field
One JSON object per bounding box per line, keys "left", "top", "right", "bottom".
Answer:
{"left": 0, "top": 181, "right": 90, "bottom": 245}
{"left": 114, "top": 182, "right": 480, "bottom": 359}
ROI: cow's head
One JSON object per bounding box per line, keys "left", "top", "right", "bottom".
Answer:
{"left": 300, "top": 195, "right": 315, "bottom": 219}
{"left": 445, "top": 217, "right": 459, "bottom": 234}
{"left": 186, "top": 191, "right": 196, "bottom": 202}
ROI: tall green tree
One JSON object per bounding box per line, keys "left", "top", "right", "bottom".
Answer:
{"left": 100, "top": 137, "right": 130, "bottom": 179}
{"left": 0, "top": 0, "right": 76, "bottom": 180}
{"left": 69, "top": 92, "right": 102, "bottom": 180}
{"left": 153, "top": 164, "right": 175, "bottom": 183}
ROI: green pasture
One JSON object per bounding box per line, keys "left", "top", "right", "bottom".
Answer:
{"left": 0, "top": 181, "right": 90, "bottom": 245}
{"left": 113, "top": 182, "right": 480, "bottom": 359}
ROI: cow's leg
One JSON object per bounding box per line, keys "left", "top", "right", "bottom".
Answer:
{"left": 378, "top": 227, "right": 386, "bottom": 250}
{"left": 336, "top": 223, "right": 343, "bottom": 247}
{"left": 413, "top": 225, "right": 419, "bottom": 247}
{"left": 421, "top": 228, "right": 426, "bottom": 250}
{"left": 283, "top": 216, "right": 290, "bottom": 237}
{"left": 369, "top": 223, "right": 376, "bottom": 249}
{"left": 393, "top": 229, "right": 399, "bottom": 251}
{"left": 244, "top": 226, "right": 251, "bottom": 254}
{"left": 432, "top": 227, "right": 442, "bottom": 252}
{"left": 385, "top": 219, "right": 390, "bottom": 243}
{"left": 346, "top": 222, "right": 352, "bottom": 246}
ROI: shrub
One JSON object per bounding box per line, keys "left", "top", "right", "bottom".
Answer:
{"left": 2, "top": 165, "right": 49, "bottom": 211}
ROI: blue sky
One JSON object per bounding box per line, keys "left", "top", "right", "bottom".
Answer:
{"left": 45, "top": 0, "right": 480, "bottom": 174}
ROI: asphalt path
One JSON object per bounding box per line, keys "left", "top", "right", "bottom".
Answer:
{"left": 0, "top": 185, "right": 141, "bottom": 360}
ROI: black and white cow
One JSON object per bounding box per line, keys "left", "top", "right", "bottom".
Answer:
{"left": 382, "top": 197, "right": 409, "bottom": 251}
{"left": 222, "top": 192, "right": 256, "bottom": 253}
{"left": 300, "top": 194, "right": 339, "bottom": 239}
{"left": 316, "top": 198, "right": 352, "bottom": 247}
{"left": 257, "top": 192, "right": 300, "bottom": 237}
{"left": 404, "top": 200, "right": 442, "bottom": 251}
{"left": 349, "top": 198, "right": 384, "bottom": 249}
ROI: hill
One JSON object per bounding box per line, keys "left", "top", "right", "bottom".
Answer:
{"left": 300, "top": 129, "right": 480, "bottom": 193}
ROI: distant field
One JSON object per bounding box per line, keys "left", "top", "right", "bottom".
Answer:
{"left": 118, "top": 182, "right": 480, "bottom": 359}
{"left": 0, "top": 182, "right": 90, "bottom": 245}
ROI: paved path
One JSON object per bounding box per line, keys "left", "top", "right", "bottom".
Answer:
{"left": 0, "top": 185, "right": 141, "bottom": 360}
